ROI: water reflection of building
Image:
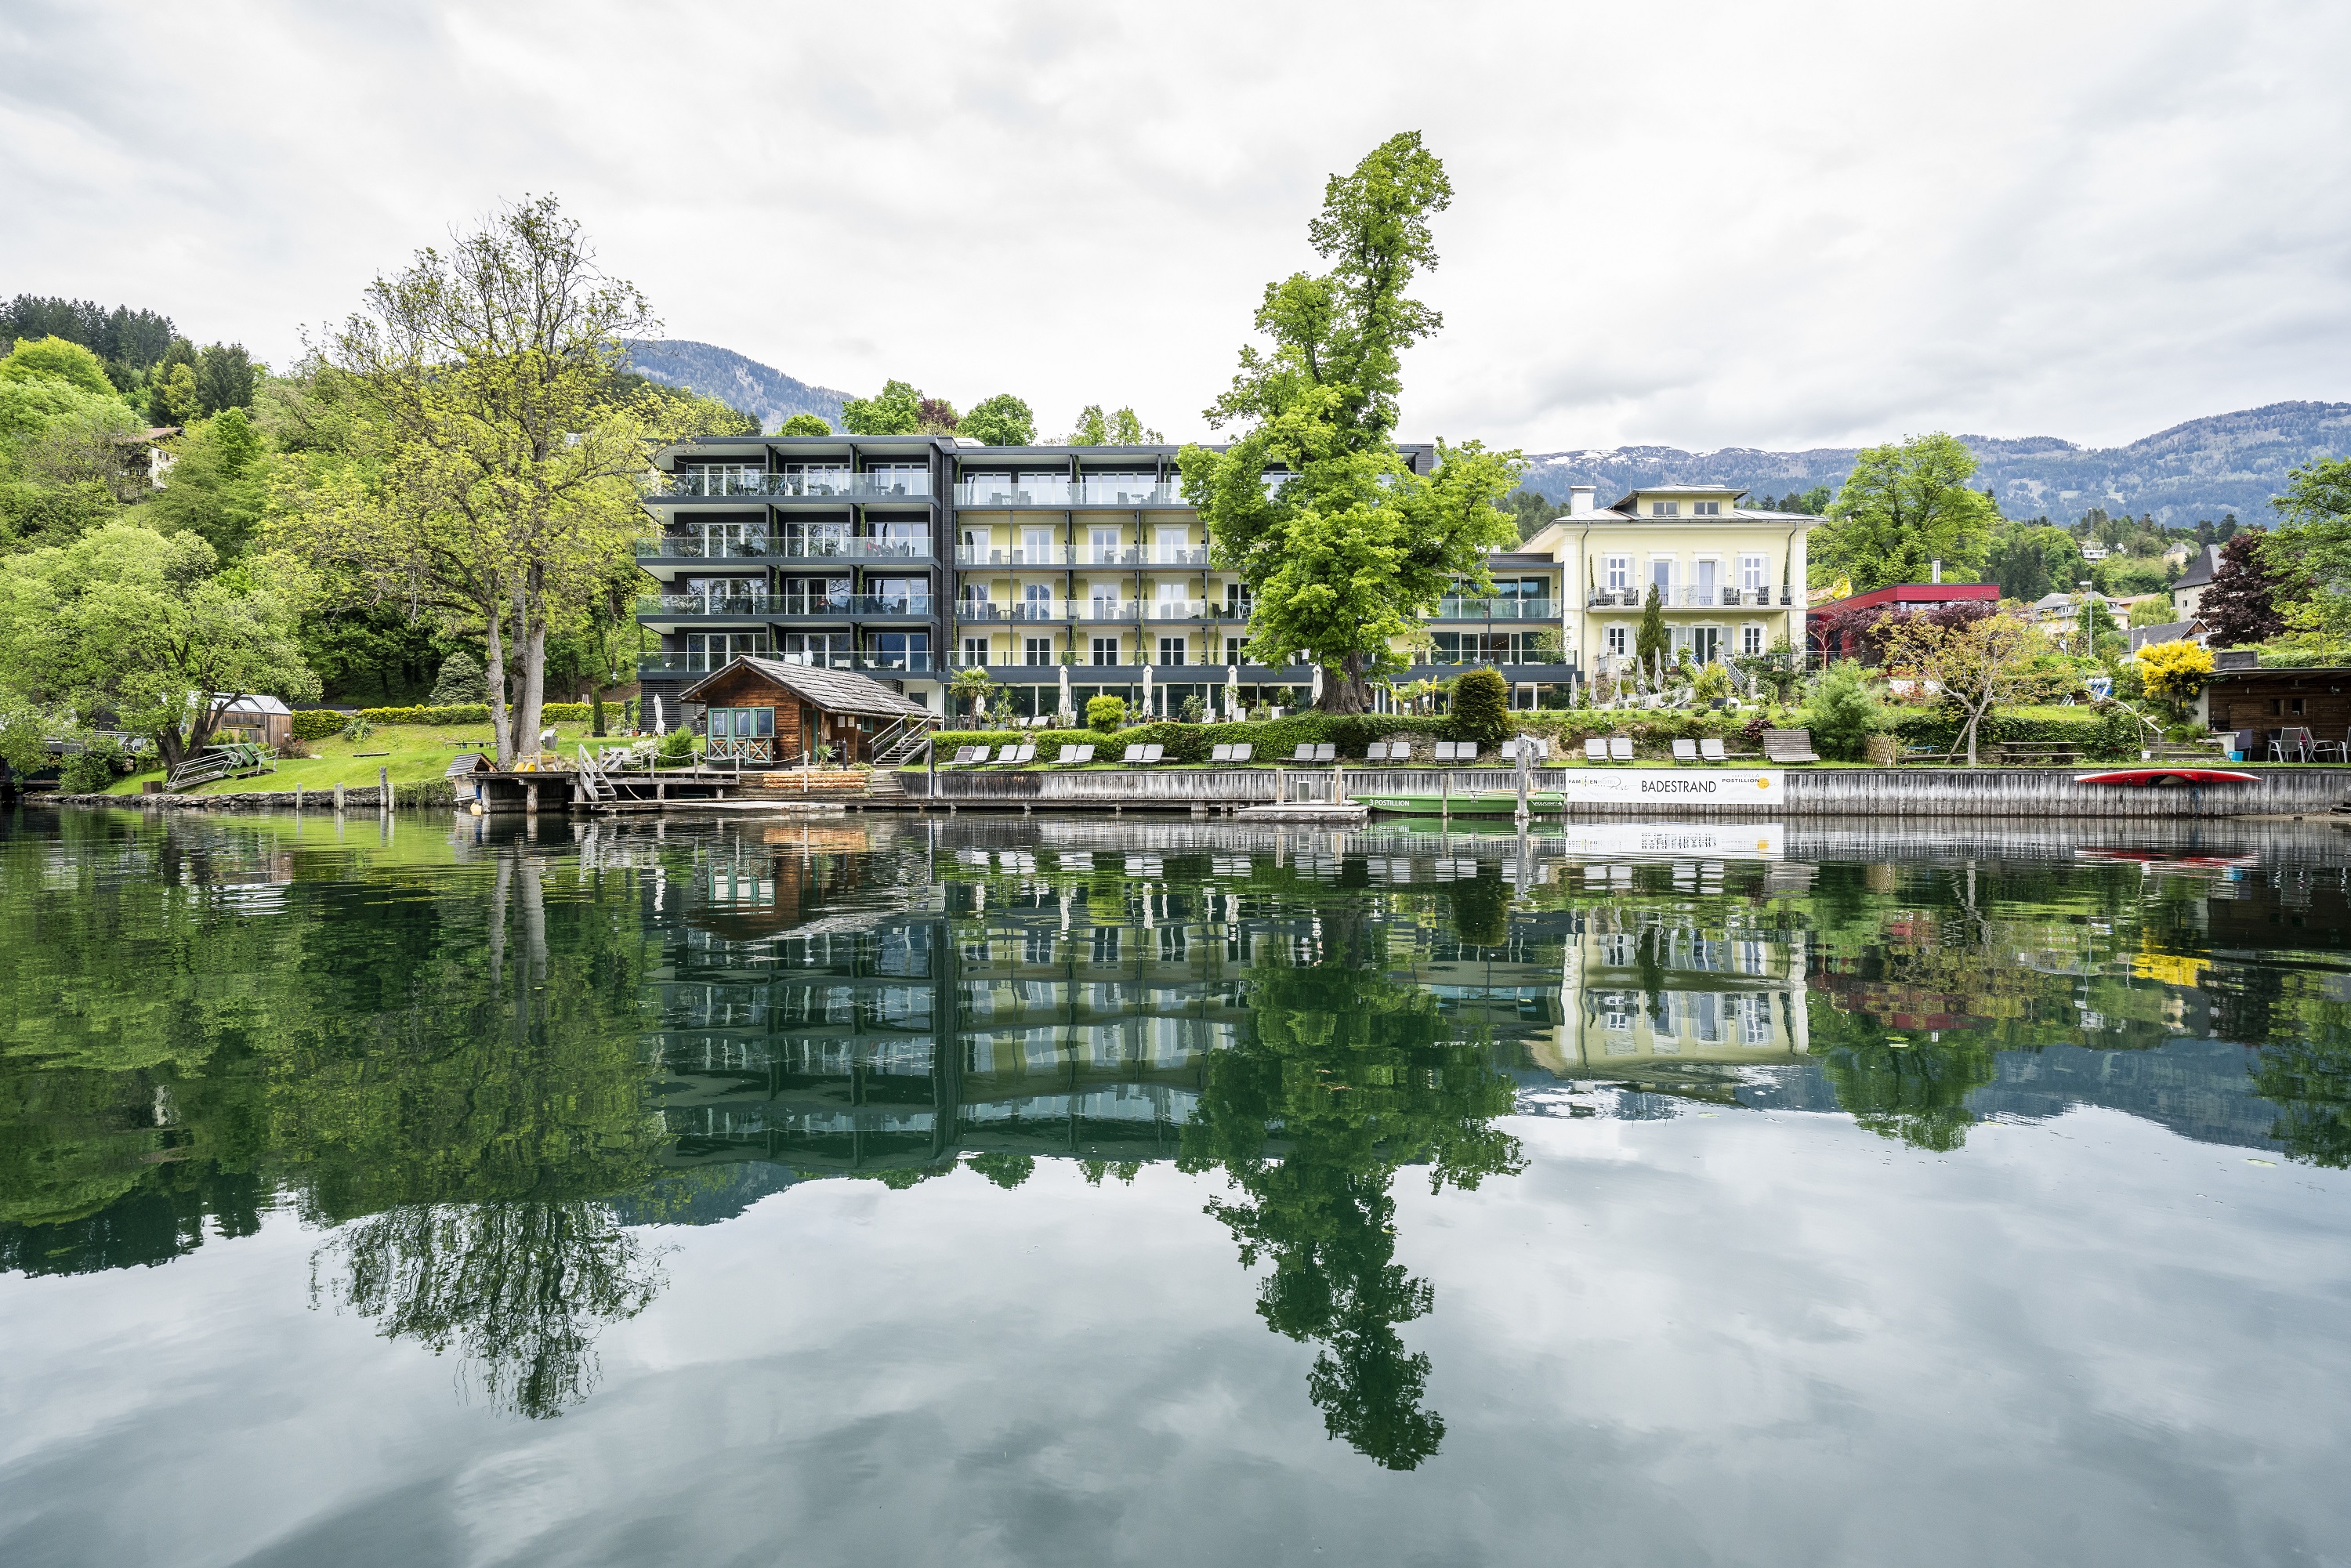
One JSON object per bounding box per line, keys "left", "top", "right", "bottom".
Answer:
{"left": 1535, "top": 914, "right": 1809, "bottom": 1093}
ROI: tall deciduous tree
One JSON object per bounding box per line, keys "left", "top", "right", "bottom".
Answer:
{"left": 1179, "top": 132, "right": 1520, "bottom": 712}
{"left": 775, "top": 412, "right": 832, "bottom": 437}
{"left": 0, "top": 522, "right": 317, "bottom": 767}
{"left": 2267, "top": 456, "right": 2351, "bottom": 641}
{"left": 274, "top": 196, "right": 663, "bottom": 766}
{"left": 2201, "top": 528, "right": 2285, "bottom": 647}
{"left": 1814, "top": 433, "right": 1998, "bottom": 593}
{"left": 839, "top": 379, "right": 922, "bottom": 436}
{"left": 1877, "top": 610, "right": 2046, "bottom": 766}
{"left": 958, "top": 394, "right": 1034, "bottom": 447}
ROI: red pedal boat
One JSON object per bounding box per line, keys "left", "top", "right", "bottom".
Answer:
{"left": 2072, "top": 767, "right": 2260, "bottom": 788}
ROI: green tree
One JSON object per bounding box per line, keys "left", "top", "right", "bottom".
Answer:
{"left": 1070, "top": 404, "right": 1110, "bottom": 445}
{"left": 1878, "top": 611, "right": 2045, "bottom": 766}
{"left": 273, "top": 196, "right": 667, "bottom": 768}
{"left": 1506, "top": 487, "right": 1561, "bottom": 542}
{"left": 0, "top": 522, "right": 317, "bottom": 767}
{"left": 1448, "top": 666, "right": 1509, "bottom": 743}
{"left": 839, "top": 378, "right": 923, "bottom": 435}
{"left": 2126, "top": 594, "right": 2176, "bottom": 628}
{"left": 1636, "top": 581, "right": 1668, "bottom": 666}
{"left": 2267, "top": 455, "right": 2351, "bottom": 641}
{"left": 1813, "top": 432, "right": 1998, "bottom": 592}
{"left": 1179, "top": 134, "right": 1520, "bottom": 712}
{"left": 0, "top": 335, "right": 118, "bottom": 397}
{"left": 1799, "top": 659, "right": 1888, "bottom": 762}
{"left": 146, "top": 407, "right": 270, "bottom": 559}
{"left": 192, "top": 342, "right": 258, "bottom": 415}
{"left": 776, "top": 412, "right": 832, "bottom": 437}
{"left": 1986, "top": 523, "right": 2077, "bottom": 602}
{"left": 1086, "top": 693, "right": 1126, "bottom": 730}
{"left": 958, "top": 394, "right": 1034, "bottom": 447}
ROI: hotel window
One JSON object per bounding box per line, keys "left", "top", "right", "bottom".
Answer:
{"left": 1604, "top": 555, "right": 1631, "bottom": 592}
{"left": 1694, "top": 501, "right": 1721, "bottom": 516}
{"left": 1158, "top": 636, "right": 1186, "bottom": 665}
{"left": 1226, "top": 637, "right": 1245, "bottom": 664}
{"left": 1606, "top": 625, "right": 1628, "bottom": 656}
{"left": 1091, "top": 636, "right": 1120, "bottom": 667}
{"left": 1742, "top": 624, "right": 1765, "bottom": 656}
{"left": 1741, "top": 553, "right": 1768, "bottom": 592}
{"left": 962, "top": 637, "right": 987, "bottom": 667}
{"left": 1650, "top": 501, "right": 1679, "bottom": 517}
{"left": 1024, "top": 637, "right": 1052, "bottom": 666}
{"left": 1090, "top": 527, "right": 1121, "bottom": 564}
{"left": 1021, "top": 527, "right": 1053, "bottom": 563}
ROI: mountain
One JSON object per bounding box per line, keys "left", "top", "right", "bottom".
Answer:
{"left": 622, "top": 339, "right": 849, "bottom": 433}
{"left": 1517, "top": 400, "right": 2351, "bottom": 526}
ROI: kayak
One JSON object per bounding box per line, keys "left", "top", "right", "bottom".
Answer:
{"left": 1354, "top": 791, "right": 1567, "bottom": 816}
{"left": 2072, "top": 768, "right": 2260, "bottom": 788}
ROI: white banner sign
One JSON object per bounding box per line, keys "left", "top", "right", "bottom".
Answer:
{"left": 1546, "top": 768, "right": 1784, "bottom": 805}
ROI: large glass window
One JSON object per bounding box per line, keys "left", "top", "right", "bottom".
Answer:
{"left": 1090, "top": 527, "right": 1122, "bottom": 564}
{"left": 1741, "top": 553, "right": 1768, "bottom": 592}
{"left": 1092, "top": 637, "right": 1120, "bottom": 667}
{"left": 866, "top": 632, "right": 929, "bottom": 671}
{"left": 1605, "top": 555, "right": 1631, "bottom": 592}
{"left": 683, "top": 632, "right": 769, "bottom": 671}
{"left": 1158, "top": 636, "right": 1186, "bottom": 665}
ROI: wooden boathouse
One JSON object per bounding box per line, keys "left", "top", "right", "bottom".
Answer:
{"left": 678, "top": 657, "right": 936, "bottom": 766}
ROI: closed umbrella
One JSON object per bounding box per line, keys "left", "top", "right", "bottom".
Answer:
{"left": 1310, "top": 662, "right": 1323, "bottom": 705}
{"left": 1057, "top": 663, "right": 1072, "bottom": 723}
{"left": 1225, "top": 663, "right": 1239, "bottom": 722}
{"left": 1142, "top": 663, "right": 1154, "bottom": 719}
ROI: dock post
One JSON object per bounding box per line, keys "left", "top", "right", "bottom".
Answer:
{"left": 379, "top": 767, "right": 390, "bottom": 812}
{"left": 295, "top": 785, "right": 304, "bottom": 812}
{"left": 333, "top": 782, "right": 345, "bottom": 813}
{"left": 526, "top": 783, "right": 538, "bottom": 816}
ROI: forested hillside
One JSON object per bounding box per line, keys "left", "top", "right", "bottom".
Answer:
{"left": 1519, "top": 401, "right": 2351, "bottom": 526}
{"left": 622, "top": 339, "right": 849, "bottom": 433}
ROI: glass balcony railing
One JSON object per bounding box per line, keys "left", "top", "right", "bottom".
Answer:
{"left": 650, "top": 471, "right": 934, "bottom": 499}
{"left": 955, "top": 600, "right": 1074, "bottom": 622}
{"left": 1074, "top": 480, "right": 1182, "bottom": 507}
{"left": 635, "top": 535, "right": 933, "bottom": 562}
{"left": 636, "top": 594, "right": 788, "bottom": 617}
{"left": 636, "top": 594, "right": 934, "bottom": 619}
{"left": 1432, "top": 598, "right": 1558, "bottom": 621}
{"left": 948, "top": 480, "right": 1188, "bottom": 508}
{"left": 955, "top": 545, "right": 1074, "bottom": 567}
{"left": 637, "top": 650, "right": 936, "bottom": 676}
{"left": 1585, "top": 587, "right": 1788, "bottom": 609}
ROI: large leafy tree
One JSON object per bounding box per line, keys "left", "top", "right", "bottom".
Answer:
{"left": 2266, "top": 457, "right": 2351, "bottom": 642}
{"left": 1179, "top": 132, "right": 1521, "bottom": 712}
{"left": 958, "top": 393, "right": 1034, "bottom": 447}
{"left": 839, "top": 378, "right": 923, "bottom": 436}
{"left": 1876, "top": 609, "right": 2047, "bottom": 766}
{"left": 2201, "top": 528, "right": 2285, "bottom": 647}
{"left": 1813, "top": 432, "right": 1998, "bottom": 593}
{"left": 273, "top": 196, "right": 665, "bottom": 766}
{"left": 0, "top": 521, "right": 317, "bottom": 767}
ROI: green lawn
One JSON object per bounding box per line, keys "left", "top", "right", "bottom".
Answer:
{"left": 105, "top": 723, "right": 607, "bottom": 796}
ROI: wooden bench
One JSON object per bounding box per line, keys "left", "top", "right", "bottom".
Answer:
{"left": 1761, "top": 729, "right": 1820, "bottom": 764}
{"left": 1996, "top": 743, "right": 2083, "bottom": 766}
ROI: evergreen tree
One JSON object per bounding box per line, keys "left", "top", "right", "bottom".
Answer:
{"left": 1636, "top": 581, "right": 1668, "bottom": 665}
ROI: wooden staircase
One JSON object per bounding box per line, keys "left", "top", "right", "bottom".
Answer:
{"left": 863, "top": 770, "right": 912, "bottom": 806}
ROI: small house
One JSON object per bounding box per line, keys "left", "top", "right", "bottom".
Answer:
{"left": 209, "top": 693, "right": 293, "bottom": 749}
{"left": 677, "top": 657, "right": 934, "bottom": 765}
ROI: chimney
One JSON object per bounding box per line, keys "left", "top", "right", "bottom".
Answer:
{"left": 1931, "top": 559, "right": 1941, "bottom": 585}
{"left": 1567, "top": 484, "right": 1596, "bottom": 518}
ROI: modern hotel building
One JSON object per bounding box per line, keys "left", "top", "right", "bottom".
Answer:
{"left": 634, "top": 436, "right": 1813, "bottom": 722}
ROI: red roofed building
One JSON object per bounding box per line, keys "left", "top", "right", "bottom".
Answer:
{"left": 1811, "top": 581, "right": 2001, "bottom": 663}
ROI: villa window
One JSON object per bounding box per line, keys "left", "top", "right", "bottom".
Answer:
{"left": 1606, "top": 625, "right": 1628, "bottom": 656}
{"left": 1694, "top": 501, "right": 1721, "bottom": 516}
{"left": 1741, "top": 553, "right": 1768, "bottom": 592}
{"left": 1650, "top": 501, "right": 1679, "bottom": 517}
{"left": 1604, "top": 555, "right": 1630, "bottom": 592}
{"left": 1024, "top": 638, "right": 1052, "bottom": 666}
{"left": 1742, "top": 624, "right": 1765, "bottom": 656}
{"left": 962, "top": 638, "right": 987, "bottom": 667}
{"left": 1226, "top": 637, "right": 1245, "bottom": 664}
{"left": 1158, "top": 636, "right": 1186, "bottom": 665}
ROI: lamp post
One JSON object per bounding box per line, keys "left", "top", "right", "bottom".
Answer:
{"left": 2078, "top": 580, "right": 2094, "bottom": 659}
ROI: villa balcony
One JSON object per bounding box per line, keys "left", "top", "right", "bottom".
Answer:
{"left": 1431, "top": 598, "right": 1557, "bottom": 621}
{"left": 1585, "top": 588, "right": 1792, "bottom": 609}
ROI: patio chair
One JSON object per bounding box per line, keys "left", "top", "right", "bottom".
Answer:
{"left": 2313, "top": 730, "right": 2349, "bottom": 763}
{"left": 1585, "top": 738, "right": 1608, "bottom": 762}
{"left": 1364, "top": 741, "right": 1393, "bottom": 762}
{"left": 1608, "top": 737, "right": 1635, "bottom": 762}
{"left": 1291, "top": 744, "right": 1318, "bottom": 762}
{"left": 1672, "top": 739, "right": 1699, "bottom": 764}
{"left": 1454, "top": 743, "right": 1480, "bottom": 763}
{"left": 1122, "top": 744, "right": 1148, "bottom": 764}
{"left": 1228, "top": 744, "right": 1253, "bottom": 762}
{"left": 1699, "top": 738, "right": 1728, "bottom": 762}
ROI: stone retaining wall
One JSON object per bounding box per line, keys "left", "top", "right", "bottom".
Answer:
{"left": 42, "top": 780, "right": 456, "bottom": 811}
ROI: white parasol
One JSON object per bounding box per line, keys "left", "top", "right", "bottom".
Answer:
{"left": 653, "top": 694, "right": 666, "bottom": 734}
{"left": 1310, "top": 662, "right": 1324, "bottom": 704}
{"left": 1225, "top": 662, "right": 1240, "bottom": 721}
{"left": 1141, "top": 662, "right": 1154, "bottom": 719}
{"left": 1057, "top": 662, "right": 1072, "bottom": 722}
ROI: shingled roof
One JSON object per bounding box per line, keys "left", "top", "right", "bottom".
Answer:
{"left": 679, "top": 656, "right": 931, "bottom": 719}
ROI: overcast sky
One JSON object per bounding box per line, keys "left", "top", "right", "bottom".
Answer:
{"left": 5, "top": 0, "right": 2346, "bottom": 453}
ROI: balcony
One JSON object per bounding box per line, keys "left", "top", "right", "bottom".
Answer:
{"left": 636, "top": 535, "right": 933, "bottom": 563}
{"left": 955, "top": 599, "right": 1075, "bottom": 623}
{"left": 1585, "top": 587, "right": 1791, "bottom": 609}
{"left": 650, "top": 472, "right": 933, "bottom": 500}
{"left": 955, "top": 545, "right": 1075, "bottom": 567}
{"left": 1432, "top": 598, "right": 1557, "bottom": 621}
{"left": 949, "top": 480, "right": 1187, "bottom": 508}
{"left": 638, "top": 651, "right": 936, "bottom": 677}
{"left": 637, "top": 593, "right": 934, "bottom": 620}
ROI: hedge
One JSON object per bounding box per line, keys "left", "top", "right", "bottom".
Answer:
{"left": 321, "top": 701, "right": 594, "bottom": 729}
{"left": 926, "top": 708, "right": 1771, "bottom": 764}
{"left": 1886, "top": 703, "right": 2143, "bottom": 761}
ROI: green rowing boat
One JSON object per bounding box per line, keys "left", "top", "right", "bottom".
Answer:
{"left": 1353, "top": 790, "right": 1567, "bottom": 816}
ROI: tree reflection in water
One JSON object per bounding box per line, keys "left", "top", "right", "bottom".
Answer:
{"left": 1181, "top": 895, "right": 1524, "bottom": 1470}
{"left": 312, "top": 1200, "right": 663, "bottom": 1419}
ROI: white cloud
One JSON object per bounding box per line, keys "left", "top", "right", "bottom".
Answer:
{"left": 2, "top": 0, "right": 2345, "bottom": 451}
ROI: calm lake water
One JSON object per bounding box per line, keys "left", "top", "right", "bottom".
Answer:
{"left": 3, "top": 806, "right": 2349, "bottom": 1568}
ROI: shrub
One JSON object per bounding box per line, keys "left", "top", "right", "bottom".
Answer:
{"left": 1449, "top": 668, "right": 1511, "bottom": 744}
{"left": 2134, "top": 639, "right": 2213, "bottom": 712}
{"left": 1177, "top": 694, "right": 1205, "bottom": 725}
{"left": 1087, "top": 694, "right": 1128, "bottom": 731}
{"left": 541, "top": 703, "right": 590, "bottom": 723}
{"left": 341, "top": 717, "right": 374, "bottom": 742}
{"left": 1691, "top": 662, "right": 1731, "bottom": 703}
{"left": 1801, "top": 661, "right": 1888, "bottom": 762}
{"left": 58, "top": 740, "right": 125, "bottom": 794}
{"left": 428, "top": 650, "right": 487, "bottom": 704}
{"left": 353, "top": 703, "right": 491, "bottom": 726}
{"left": 657, "top": 726, "right": 697, "bottom": 762}
{"left": 290, "top": 708, "right": 352, "bottom": 741}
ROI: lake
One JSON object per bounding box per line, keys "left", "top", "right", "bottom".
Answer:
{"left": 2, "top": 806, "right": 2348, "bottom": 1567}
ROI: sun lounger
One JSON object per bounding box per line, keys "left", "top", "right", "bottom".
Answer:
{"left": 1700, "top": 738, "right": 1727, "bottom": 762}
{"left": 1211, "top": 744, "right": 1233, "bottom": 762}
{"left": 1291, "top": 744, "right": 1318, "bottom": 762}
{"left": 1762, "top": 728, "right": 1820, "bottom": 764}
{"left": 1585, "top": 738, "right": 1608, "bottom": 762}
{"left": 1228, "top": 744, "right": 1252, "bottom": 762}
{"left": 1672, "top": 739, "right": 1698, "bottom": 763}
{"left": 950, "top": 746, "right": 981, "bottom": 765}
{"left": 1608, "top": 737, "right": 1635, "bottom": 762}
{"left": 1013, "top": 744, "right": 1035, "bottom": 763}
{"left": 1143, "top": 744, "right": 1165, "bottom": 763}
{"left": 1452, "top": 743, "right": 1479, "bottom": 763}
{"left": 1313, "top": 743, "right": 1336, "bottom": 762}
{"left": 1059, "top": 744, "right": 1095, "bottom": 764}
{"left": 1122, "top": 744, "right": 1148, "bottom": 764}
